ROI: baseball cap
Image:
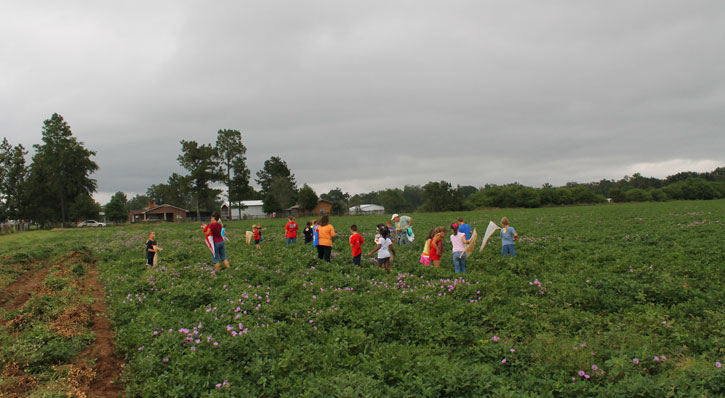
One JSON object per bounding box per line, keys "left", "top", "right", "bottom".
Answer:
{"left": 391, "top": 214, "right": 399, "bottom": 220}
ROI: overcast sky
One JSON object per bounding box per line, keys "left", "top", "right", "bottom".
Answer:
{"left": 2, "top": 1, "right": 723, "bottom": 204}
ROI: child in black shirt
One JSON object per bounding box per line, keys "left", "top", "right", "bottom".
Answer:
{"left": 145, "top": 231, "right": 161, "bottom": 266}
{"left": 303, "top": 221, "right": 313, "bottom": 244}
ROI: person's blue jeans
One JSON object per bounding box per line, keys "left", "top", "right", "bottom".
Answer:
{"left": 501, "top": 244, "right": 516, "bottom": 256}
{"left": 213, "top": 241, "right": 227, "bottom": 263}
{"left": 286, "top": 237, "right": 297, "bottom": 245}
{"left": 453, "top": 251, "right": 466, "bottom": 273}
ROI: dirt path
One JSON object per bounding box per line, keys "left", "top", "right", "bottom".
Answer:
{"left": 79, "top": 266, "right": 125, "bottom": 398}
{"left": 0, "top": 265, "right": 52, "bottom": 310}
{"left": 0, "top": 253, "right": 125, "bottom": 397}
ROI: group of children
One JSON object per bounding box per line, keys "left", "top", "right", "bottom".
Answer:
{"left": 418, "top": 217, "right": 518, "bottom": 273}
{"left": 145, "top": 214, "right": 519, "bottom": 275}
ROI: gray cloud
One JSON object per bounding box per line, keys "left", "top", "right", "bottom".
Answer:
{"left": 2, "top": 1, "right": 723, "bottom": 204}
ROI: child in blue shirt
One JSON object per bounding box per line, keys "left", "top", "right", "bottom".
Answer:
{"left": 500, "top": 217, "right": 518, "bottom": 256}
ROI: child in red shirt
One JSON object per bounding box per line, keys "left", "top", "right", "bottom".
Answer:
{"left": 349, "top": 224, "right": 364, "bottom": 266}
{"left": 285, "top": 216, "right": 298, "bottom": 246}
{"left": 253, "top": 224, "right": 265, "bottom": 250}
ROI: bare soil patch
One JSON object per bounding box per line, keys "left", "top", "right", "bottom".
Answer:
{"left": 0, "top": 252, "right": 125, "bottom": 397}
{"left": 78, "top": 266, "right": 125, "bottom": 397}
{"left": 0, "top": 265, "right": 52, "bottom": 310}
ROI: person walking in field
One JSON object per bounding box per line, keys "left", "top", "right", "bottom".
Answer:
{"left": 392, "top": 214, "right": 414, "bottom": 245}
{"left": 316, "top": 215, "right": 335, "bottom": 262}
{"left": 429, "top": 227, "right": 445, "bottom": 267}
{"left": 285, "top": 216, "right": 298, "bottom": 246}
{"left": 420, "top": 229, "right": 434, "bottom": 266}
{"left": 145, "top": 231, "right": 161, "bottom": 266}
{"left": 203, "top": 212, "right": 230, "bottom": 272}
{"left": 312, "top": 220, "right": 319, "bottom": 248}
{"left": 253, "top": 224, "right": 265, "bottom": 250}
{"left": 374, "top": 224, "right": 386, "bottom": 244}
{"left": 500, "top": 217, "right": 518, "bottom": 256}
{"left": 368, "top": 227, "right": 395, "bottom": 273}
{"left": 349, "top": 224, "right": 364, "bottom": 266}
{"left": 457, "top": 217, "right": 472, "bottom": 240}
{"left": 450, "top": 223, "right": 472, "bottom": 273}
{"left": 303, "top": 221, "right": 313, "bottom": 244}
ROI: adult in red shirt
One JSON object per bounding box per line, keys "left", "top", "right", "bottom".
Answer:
{"left": 349, "top": 224, "right": 365, "bottom": 266}
{"left": 202, "top": 212, "right": 229, "bottom": 272}
{"left": 285, "top": 216, "right": 299, "bottom": 246}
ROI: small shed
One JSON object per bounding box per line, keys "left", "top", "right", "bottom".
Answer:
{"left": 282, "top": 205, "right": 303, "bottom": 218}
{"left": 129, "top": 204, "right": 188, "bottom": 223}
{"left": 312, "top": 199, "right": 333, "bottom": 216}
{"left": 221, "top": 200, "right": 267, "bottom": 220}
{"left": 349, "top": 204, "right": 385, "bottom": 215}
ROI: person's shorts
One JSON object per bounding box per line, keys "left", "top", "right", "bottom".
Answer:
{"left": 254, "top": 239, "right": 260, "bottom": 245}
{"left": 213, "top": 241, "right": 227, "bottom": 263}
{"left": 377, "top": 257, "right": 390, "bottom": 264}
{"left": 352, "top": 255, "right": 361, "bottom": 266}
{"left": 502, "top": 244, "right": 516, "bottom": 256}
{"left": 420, "top": 254, "right": 430, "bottom": 266}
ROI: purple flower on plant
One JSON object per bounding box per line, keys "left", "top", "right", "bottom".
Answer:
{"left": 591, "top": 365, "right": 598, "bottom": 371}
{"left": 633, "top": 358, "right": 639, "bottom": 364}
{"left": 654, "top": 356, "right": 660, "bottom": 361}
{"left": 492, "top": 335, "right": 500, "bottom": 342}
{"left": 578, "top": 370, "right": 585, "bottom": 376}
{"left": 162, "top": 357, "right": 169, "bottom": 362}
{"left": 190, "top": 346, "right": 196, "bottom": 351}
{"left": 584, "top": 374, "right": 590, "bottom": 379}
{"left": 501, "top": 358, "right": 506, "bottom": 364}
{"left": 716, "top": 362, "right": 722, "bottom": 368}
{"left": 138, "top": 346, "right": 144, "bottom": 351}
{"left": 510, "top": 348, "right": 515, "bottom": 353}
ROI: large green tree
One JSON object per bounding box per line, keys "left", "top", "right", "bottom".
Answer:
{"left": 379, "top": 188, "right": 408, "bottom": 213}
{"left": 127, "top": 194, "right": 151, "bottom": 210}
{"left": 24, "top": 114, "right": 98, "bottom": 227}
{"left": 104, "top": 191, "right": 128, "bottom": 223}
{"left": 422, "top": 180, "right": 463, "bottom": 212}
{"left": 0, "top": 138, "right": 28, "bottom": 221}
{"left": 178, "top": 140, "right": 222, "bottom": 220}
{"left": 255, "top": 156, "right": 297, "bottom": 196}
{"left": 320, "top": 188, "right": 349, "bottom": 203}
{"left": 146, "top": 173, "right": 192, "bottom": 209}
{"left": 298, "top": 184, "right": 319, "bottom": 211}
{"left": 216, "top": 129, "right": 249, "bottom": 219}
{"left": 262, "top": 193, "right": 281, "bottom": 215}
{"left": 267, "top": 176, "right": 297, "bottom": 209}
{"left": 68, "top": 194, "right": 102, "bottom": 221}
{"left": 256, "top": 156, "right": 297, "bottom": 209}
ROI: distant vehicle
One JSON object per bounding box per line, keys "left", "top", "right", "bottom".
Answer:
{"left": 78, "top": 220, "right": 106, "bottom": 227}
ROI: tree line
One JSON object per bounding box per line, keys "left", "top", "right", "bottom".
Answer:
{"left": 2, "top": 114, "right": 724, "bottom": 226}
{"left": 1, "top": 114, "right": 99, "bottom": 227}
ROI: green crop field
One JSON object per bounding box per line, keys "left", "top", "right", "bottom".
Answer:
{"left": 1, "top": 200, "right": 724, "bottom": 397}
